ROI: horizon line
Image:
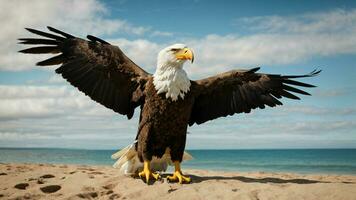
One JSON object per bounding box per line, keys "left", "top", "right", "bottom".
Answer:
{"left": 1, "top": 147, "right": 355, "bottom": 151}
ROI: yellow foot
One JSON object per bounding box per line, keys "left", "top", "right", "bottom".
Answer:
{"left": 138, "top": 161, "right": 160, "bottom": 184}
{"left": 138, "top": 169, "right": 160, "bottom": 183}
{"left": 167, "top": 171, "right": 191, "bottom": 184}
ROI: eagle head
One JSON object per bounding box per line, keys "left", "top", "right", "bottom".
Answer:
{"left": 153, "top": 44, "right": 193, "bottom": 101}
{"left": 157, "top": 43, "right": 194, "bottom": 69}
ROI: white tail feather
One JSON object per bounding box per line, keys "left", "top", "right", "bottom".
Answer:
{"left": 112, "top": 142, "right": 193, "bottom": 175}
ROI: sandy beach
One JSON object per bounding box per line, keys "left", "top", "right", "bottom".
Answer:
{"left": 1, "top": 163, "right": 355, "bottom": 200}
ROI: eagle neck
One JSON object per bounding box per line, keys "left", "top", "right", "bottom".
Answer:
{"left": 153, "top": 63, "right": 191, "bottom": 101}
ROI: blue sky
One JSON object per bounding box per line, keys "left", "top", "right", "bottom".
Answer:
{"left": 0, "top": 0, "right": 355, "bottom": 149}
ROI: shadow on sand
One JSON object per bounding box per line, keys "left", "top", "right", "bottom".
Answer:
{"left": 188, "top": 174, "right": 327, "bottom": 184}
{"left": 135, "top": 174, "right": 355, "bottom": 185}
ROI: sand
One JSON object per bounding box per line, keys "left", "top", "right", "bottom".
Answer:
{"left": 0, "top": 163, "right": 355, "bottom": 200}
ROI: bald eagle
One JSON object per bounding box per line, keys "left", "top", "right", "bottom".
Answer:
{"left": 19, "top": 27, "right": 320, "bottom": 184}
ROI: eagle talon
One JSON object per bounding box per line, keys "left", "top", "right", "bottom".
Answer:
{"left": 167, "top": 171, "right": 191, "bottom": 184}
{"left": 167, "top": 161, "right": 191, "bottom": 184}
{"left": 138, "top": 161, "right": 161, "bottom": 184}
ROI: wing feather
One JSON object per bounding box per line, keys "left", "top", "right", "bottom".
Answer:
{"left": 19, "top": 27, "right": 150, "bottom": 119}
{"left": 37, "top": 54, "right": 64, "bottom": 66}
{"left": 18, "top": 38, "right": 59, "bottom": 45}
{"left": 19, "top": 46, "right": 60, "bottom": 54}
{"left": 189, "top": 68, "right": 320, "bottom": 125}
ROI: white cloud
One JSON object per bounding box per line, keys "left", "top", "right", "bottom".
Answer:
{"left": 184, "top": 9, "right": 356, "bottom": 77}
{"left": 4, "top": 4, "right": 356, "bottom": 76}
{"left": 47, "top": 74, "right": 66, "bottom": 84}
{"left": 0, "top": 0, "right": 163, "bottom": 71}
{"left": 188, "top": 35, "right": 355, "bottom": 77}
{"left": 0, "top": 0, "right": 148, "bottom": 37}
{"left": 287, "top": 121, "right": 356, "bottom": 133}
{"left": 0, "top": 85, "right": 71, "bottom": 99}
{"left": 186, "top": 116, "right": 356, "bottom": 149}
{"left": 278, "top": 105, "right": 356, "bottom": 116}
{"left": 151, "top": 31, "right": 173, "bottom": 37}
{"left": 239, "top": 9, "right": 356, "bottom": 34}
{"left": 0, "top": 84, "right": 355, "bottom": 149}
{"left": 0, "top": 132, "right": 58, "bottom": 140}
{"left": 108, "top": 38, "right": 163, "bottom": 73}
{"left": 0, "top": 85, "right": 111, "bottom": 120}
{"left": 0, "top": 84, "right": 139, "bottom": 148}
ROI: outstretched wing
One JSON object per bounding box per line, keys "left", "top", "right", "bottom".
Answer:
{"left": 19, "top": 26, "right": 151, "bottom": 119}
{"left": 189, "top": 67, "right": 320, "bottom": 125}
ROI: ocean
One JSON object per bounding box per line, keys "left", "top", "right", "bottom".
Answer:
{"left": 0, "top": 148, "right": 355, "bottom": 175}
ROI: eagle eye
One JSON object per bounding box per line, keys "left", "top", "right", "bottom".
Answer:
{"left": 170, "top": 48, "right": 180, "bottom": 52}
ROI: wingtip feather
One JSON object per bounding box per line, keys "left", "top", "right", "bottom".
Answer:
{"left": 47, "top": 26, "right": 75, "bottom": 38}
{"left": 248, "top": 67, "right": 260, "bottom": 73}
{"left": 87, "top": 35, "right": 110, "bottom": 44}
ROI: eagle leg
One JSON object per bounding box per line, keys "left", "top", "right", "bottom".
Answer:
{"left": 138, "top": 161, "right": 160, "bottom": 184}
{"left": 167, "top": 161, "right": 191, "bottom": 184}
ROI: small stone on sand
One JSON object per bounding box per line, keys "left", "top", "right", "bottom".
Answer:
{"left": 14, "top": 183, "right": 29, "bottom": 190}
{"left": 40, "top": 185, "right": 61, "bottom": 193}
{"left": 40, "top": 174, "right": 55, "bottom": 179}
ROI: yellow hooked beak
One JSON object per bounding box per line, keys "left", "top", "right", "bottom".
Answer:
{"left": 175, "top": 48, "right": 194, "bottom": 63}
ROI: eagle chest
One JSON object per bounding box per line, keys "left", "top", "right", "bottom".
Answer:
{"left": 141, "top": 81, "right": 194, "bottom": 134}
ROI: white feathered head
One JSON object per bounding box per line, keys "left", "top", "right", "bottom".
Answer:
{"left": 157, "top": 43, "right": 194, "bottom": 69}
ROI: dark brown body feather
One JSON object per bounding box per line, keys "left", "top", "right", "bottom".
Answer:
{"left": 19, "top": 27, "right": 320, "bottom": 163}
{"left": 136, "top": 78, "right": 196, "bottom": 162}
